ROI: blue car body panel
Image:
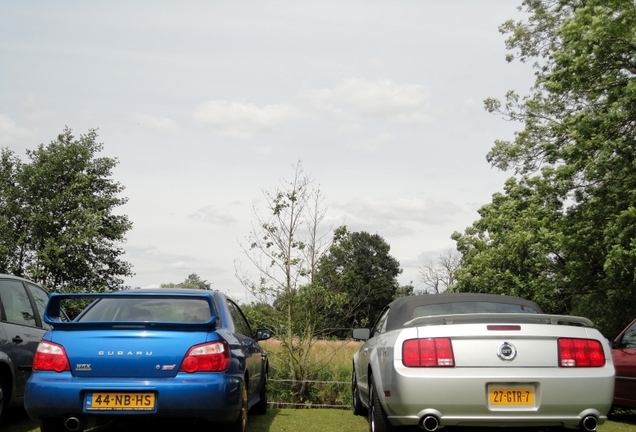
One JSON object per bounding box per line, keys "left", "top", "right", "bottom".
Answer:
{"left": 24, "top": 289, "right": 269, "bottom": 426}
{"left": 26, "top": 370, "right": 242, "bottom": 422}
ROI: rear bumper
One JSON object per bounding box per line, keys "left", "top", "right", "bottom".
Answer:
{"left": 25, "top": 371, "right": 242, "bottom": 423}
{"left": 382, "top": 367, "right": 614, "bottom": 429}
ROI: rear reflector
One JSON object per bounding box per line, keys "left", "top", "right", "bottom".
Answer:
{"left": 558, "top": 338, "right": 605, "bottom": 367}
{"left": 403, "top": 338, "right": 454, "bottom": 367}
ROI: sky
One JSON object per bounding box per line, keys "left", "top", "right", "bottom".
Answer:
{"left": 0, "top": 1, "right": 535, "bottom": 301}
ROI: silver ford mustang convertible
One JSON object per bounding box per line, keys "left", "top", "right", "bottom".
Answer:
{"left": 351, "top": 293, "right": 614, "bottom": 432}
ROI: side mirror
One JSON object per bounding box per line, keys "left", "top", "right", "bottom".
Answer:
{"left": 256, "top": 328, "right": 273, "bottom": 341}
{"left": 352, "top": 328, "right": 370, "bottom": 341}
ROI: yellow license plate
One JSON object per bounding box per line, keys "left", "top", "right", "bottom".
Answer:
{"left": 86, "top": 392, "right": 156, "bottom": 411}
{"left": 489, "top": 387, "right": 534, "bottom": 405}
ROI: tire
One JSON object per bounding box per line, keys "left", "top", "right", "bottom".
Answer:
{"left": 229, "top": 382, "right": 248, "bottom": 432}
{"left": 368, "top": 377, "right": 395, "bottom": 432}
{"left": 0, "top": 375, "right": 4, "bottom": 421}
{"left": 251, "top": 368, "right": 268, "bottom": 415}
{"left": 352, "top": 368, "right": 367, "bottom": 416}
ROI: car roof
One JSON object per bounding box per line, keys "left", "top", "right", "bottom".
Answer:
{"left": 385, "top": 293, "right": 544, "bottom": 332}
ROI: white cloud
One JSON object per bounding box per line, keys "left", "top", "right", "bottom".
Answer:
{"left": 305, "top": 78, "right": 432, "bottom": 125}
{"left": 337, "top": 122, "right": 363, "bottom": 134}
{"left": 334, "top": 214, "right": 415, "bottom": 237}
{"left": 0, "top": 114, "right": 33, "bottom": 146}
{"left": 347, "top": 132, "right": 394, "bottom": 152}
{"left": 193, "top": 100, "right": 297, "bottom": 139}
{"left": 334, "top": 197, "right": 462, "bottom": 228}
{"left": 462, "top": 97, "right": 481, "bottom": 113}
{"left": 125, "top": 245, "right": 199, "bottom": 267}
{"left": 189, "top": 206, "right": 238, "bottom": 225}
{"left": 123, "top": 244, "right": 224, "bottom": 287}
{"left": 129, "top": 113, "right": 179, "bottom": 135}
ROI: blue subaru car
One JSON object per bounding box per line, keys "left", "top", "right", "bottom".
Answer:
{"left": 24, "top": 288, "right": 271, "bottom": 432}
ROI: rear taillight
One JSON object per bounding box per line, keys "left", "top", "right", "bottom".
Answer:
{"left": 402, "top": 338, "right": 454, "bottom": 367}
{"left": 33, "top": 341, "right": 70, "bottom": 372}
{"left": 558, "top": 338, "right": 605, "bottom": 367}
{"left": 180, "top": 341, "right": 230, "bottom": 373}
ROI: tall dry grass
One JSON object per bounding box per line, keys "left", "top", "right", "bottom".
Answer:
{"left": 260, "top": 339, "right": 363, "bottom": 408}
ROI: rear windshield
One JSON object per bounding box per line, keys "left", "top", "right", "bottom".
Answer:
{"left": 77, "top": 298, "right": 213, "bottom": 323}
{"left": 413, "top": 301, "right": 538, "bottom": 318}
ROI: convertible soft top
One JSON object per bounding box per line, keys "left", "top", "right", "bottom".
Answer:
{"left": 384, "top": 293, "right": 544, "bottom": 332}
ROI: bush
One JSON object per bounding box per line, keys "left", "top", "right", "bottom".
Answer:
{"left": 262, "top": 339, "right": 362, "bottom": 408}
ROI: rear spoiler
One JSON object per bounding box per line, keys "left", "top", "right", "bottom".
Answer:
{"left": 44, "top": 292, "right": 218, "bottom": 330}
{"left": 403, "top": 313, "right": 594, "bottom": 328}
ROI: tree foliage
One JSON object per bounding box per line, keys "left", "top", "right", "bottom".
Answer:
{"left": 452, "top": 0, "right": 636, "bottom": 337}
{"left": 315, "top": 226, "right": 403, "bottom": 333}
{"left": 235, "top": 161, "right": 336, "bottom": 403}
{"left": 0, "top": 128, "right": 133, "bottom": 292}
{"left": 160, "top": 273, "right": 211, "bottom": 289}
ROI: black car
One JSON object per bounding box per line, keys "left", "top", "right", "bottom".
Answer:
{"left": 0, "top": 274, "right": 51, "bottom": 421}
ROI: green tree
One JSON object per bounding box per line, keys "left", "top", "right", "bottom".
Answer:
{"left": 315, "top": 226, "right": 403, "bottom": 334}
{"left": 239, "top": 301, "right": 278, "bottom": 332}
{"left": 0, "top": 149, "right": 26, "bottom": 274}
{"left": 0, "top": 128, "right": 133, "bottom": 292}
{"left": 452, "top": 177, "right": 569, "bottom": 312}
{"left": 396, "top": 281, "right": 415, "bottom": 298}
{"left": 235, "top": 161, "right": 338, "bottom": 403}
{"left": 452, "top": 0, "right": 636, "bottom": 337}
{"left": 160, "top": 273, "right": 211, "bottom": 289}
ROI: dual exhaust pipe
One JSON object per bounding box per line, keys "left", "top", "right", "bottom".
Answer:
{"left": 64, "top": 411, "right": 595, "bottom": 432}
{"left": 418, "top": 414, "right": 598, "bottom": 432}
{"left": 420, "top": 415, "right": 439, "bottom": 432}
{"left": 581, "top": 415, "right": 598, "bottom": 432}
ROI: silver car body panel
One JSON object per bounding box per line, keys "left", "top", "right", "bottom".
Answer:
{"left": 353, "top": 298, "right": 614, "bottom": 429}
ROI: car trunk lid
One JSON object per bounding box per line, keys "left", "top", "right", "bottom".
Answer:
{"left": 48, "top": 328, "right": 217, "bottom": 378}
{"left": 405, "top": 313, "right": 601, "bottom": 368}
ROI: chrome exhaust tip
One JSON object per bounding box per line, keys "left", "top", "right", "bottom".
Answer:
{"left": 421, "top": 415, "right": 439, "bottom": 432}
{"left": 581, "top": 415, "right": 598, "bottom": 432}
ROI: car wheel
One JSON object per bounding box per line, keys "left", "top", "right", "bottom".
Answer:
{"left": 352, "top": 368, "right": 367, "bottom": 416}
{"left": 40, "top": 419, "right": 73, "bottom": 432}
{"left": 369, "top": 376, "right": 395, "bottom": 432}
{"left": 0, "top": 375, "right": 5, "bottom": 421}
{"left": 229, "top": 382, "right": 248, "bottom": 432}
{"left": 250, "top": 369, "right": 268, "bottom": 415}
